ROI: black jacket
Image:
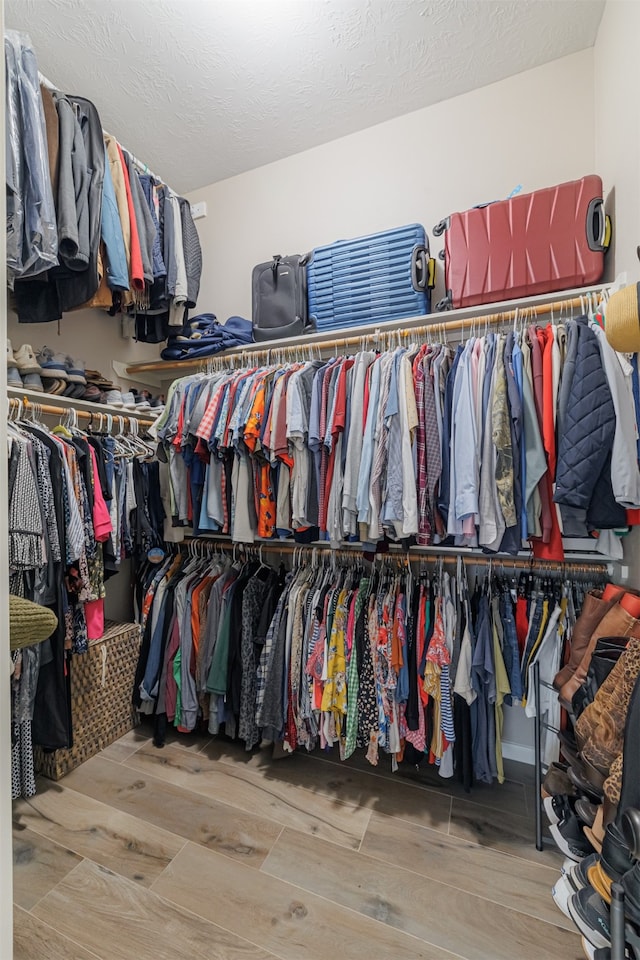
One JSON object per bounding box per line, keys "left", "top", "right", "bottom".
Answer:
{"left": 554, "top": 317, "right": 622, "bottom": 527}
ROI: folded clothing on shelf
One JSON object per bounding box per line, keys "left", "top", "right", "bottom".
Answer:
{"left": 161, "top": 314, "right": 253, "bottom": 361}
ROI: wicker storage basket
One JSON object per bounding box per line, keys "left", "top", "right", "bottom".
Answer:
{"left": 34, "top": 620, "right": 141, "bottom": 780}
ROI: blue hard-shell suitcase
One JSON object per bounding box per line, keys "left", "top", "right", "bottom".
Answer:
{"left": 306, "top": 224, "right": 435, "bottom": 331}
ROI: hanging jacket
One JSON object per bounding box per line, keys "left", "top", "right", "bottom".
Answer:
{"left": 105, "top": 133, "right": 133, "bottom": 306}
{"left": 5, "top": 31, "right": 58, "bottom": 285}
{"left": 139, "top": 174, "right": 166, "bottom": 280}
{"left": 554, "top": 317, "right": 616, "bottom": 513}
{"left": 178, "top": 196, "right": 202, "bottom": 308}
{"left": 56, "top": 95, "right": 104, "bottom": 311}
{"left": 52, "top": 91, "right": 90, "bottom": 271}
{"left": 123, "top": 151, "right": 156, "bottom": 286}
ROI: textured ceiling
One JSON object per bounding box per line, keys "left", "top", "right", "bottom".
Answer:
{"left": 6, "top": 0, "right": 604, "bottom": 194}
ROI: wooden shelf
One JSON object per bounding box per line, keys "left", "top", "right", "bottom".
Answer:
{"left": 124, "top": 283, "right": 608, "bottom": 377}
{"left": 7, "top": 386, "right": 157, "bottom": 425}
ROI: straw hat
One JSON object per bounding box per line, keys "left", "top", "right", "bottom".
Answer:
{"left": 605, "top": 283, "right": 640, "bottom": 353}
{"left": 9, "top": 595, "right": 58, "bottom": 651}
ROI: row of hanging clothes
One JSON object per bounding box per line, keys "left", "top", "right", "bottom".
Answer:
{"left": 8, "top": 400, "right": 164, "bottom": 799}
{"left": 5, "top": 29, "right": 202, "bottom": 340}
{"left": 132, "top": 541, "right": 606, "bottom": 789}
{"left": 153, "top": 293, "right": 640, "bottom": 563}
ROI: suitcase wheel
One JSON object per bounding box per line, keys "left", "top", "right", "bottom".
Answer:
{"left": 432, "top": 218, "right": 449, "bottom": 238}
{"left": 435, "top": 293, "right": 453, "bottom": 312}
{"left": 438, "top": 249, "right": 446, "bottom": 261}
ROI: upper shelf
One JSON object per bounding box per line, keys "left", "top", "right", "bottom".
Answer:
{"left": 124, "top": 283, "right": 609, "bottom": 377}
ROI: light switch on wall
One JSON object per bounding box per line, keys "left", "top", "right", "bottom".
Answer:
{"left": 190, "top": 201, "right": 207, "bottom": 220}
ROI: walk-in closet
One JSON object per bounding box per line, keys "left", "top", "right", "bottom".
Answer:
{"left": 4, "top": 2, "right": 640, "bottom": 959}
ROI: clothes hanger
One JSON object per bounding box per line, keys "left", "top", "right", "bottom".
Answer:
{"left": 51, "top": 407, "right": 74, "bottom": 439}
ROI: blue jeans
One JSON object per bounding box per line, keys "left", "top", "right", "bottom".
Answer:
{"left": 500, "top": 591, "right": 523, "bottom": 705}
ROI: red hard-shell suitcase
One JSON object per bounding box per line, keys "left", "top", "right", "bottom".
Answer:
{"left": 433, "top": 176, "right": 611, "bottom": 310}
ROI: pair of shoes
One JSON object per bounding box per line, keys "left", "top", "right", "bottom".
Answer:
{"left": 550, "top": 811, "right": 596, "bottom": 861}
{"left": 104, "top": 390, "right": 124, "bottom": 408}
{"left": 568, "top": 887, "right": 612, "bottom": 950}
{"left": 544, "top": 794, "right": 575, "bottom": 826}
{"left": 42, "top": 377, "right": 67, "bottom": 396}
{"left": 8, "top": 342, "right": 45, "bottom": 391}
{"left": 85, "top": 369, "right": 115, "bottom": 390}
{"left": 82, "top": 384, "right": 102, "bottom": 403}
{"left": 558, "top": 595, "right": 640, "bottom": 709}
{"left": 37, "top": 346, "right": 86, "bottom": 385}
{"left": 552, "top": 852, "right": 599, "bottom": 919}
{"left": 62, "top": 383, "right": 87, "bottom": 399}
{"left": 554, "top": 588, "right": 624, "bottom": 690}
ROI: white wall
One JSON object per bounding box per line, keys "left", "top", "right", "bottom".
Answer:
{"left": 594, "top": 0, "right": 640, "bottom": 283}
{"left": 188, "top": 49, "right": 596, "bottom": 323}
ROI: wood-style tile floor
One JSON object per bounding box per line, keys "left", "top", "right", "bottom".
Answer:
{"left": 12, "top": 725, "right": 582, "bottom": 960}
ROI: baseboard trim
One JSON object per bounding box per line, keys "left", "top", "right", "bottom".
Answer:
{"left": 502, "top": 740, "right": 535, "bottom": 766}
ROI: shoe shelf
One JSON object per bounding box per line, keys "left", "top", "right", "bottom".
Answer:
{"left": 124, "top": 283, "right": 609, "bottom": 378}
{"left": 7, "top": 385, "right": 157, "bottom": 426}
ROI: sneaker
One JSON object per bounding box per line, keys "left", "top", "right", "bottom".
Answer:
{"left": 7, "top": 339, "right": 17, "bottom": 368}
{"left": 550, "top": 813, "right": 596, "bottom": 862}
{"left": 552, "top": 875, "right": 574, "bottom": 920}
{"left": 15, "top": 344, "right": 44, "bottom": 375}
{"left": 82, "top": 384, "right": 102, "bottom": 403}
{"left": 568, "top": 887, "right": 611, "bottom": 949}
{"left": 568, "top": 853, "right": 600, "bottom": 893}
{"left": 65, "top": 355, "right": 86, "bottom": 385}
{"left": 105, "top": 389, "right": 123, "bottom": 408}
{"left": 545, "top": 794, "right": 573, "bottom": 826}
{"left": 121, "top": 391, "right": 137, "bottom": 410}
{"left": 63, "top": 383, "right": 86, "bottom": 399}
{"left": 37, "top": 346, "right": 68, "bottom": 379}
{"left": 7, "top": 366, "right": 22, "bottom": 387}
{"left": 22, "top": 372, "right": 44, "bottom": 392}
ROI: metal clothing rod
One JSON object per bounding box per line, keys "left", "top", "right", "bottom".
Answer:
{"left": 127, "top": 290, "right": 606, "bottom": 376}
{"left": 38, "top": 70, "right": 164, "bottom": 184}
{"left": 183, "top": 536, "right": 609, "bottom": 572}
{"left": 8, "top": 396, "right": 154, "bottom": 429}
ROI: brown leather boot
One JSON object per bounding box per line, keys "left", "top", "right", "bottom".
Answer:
{"left": 558, "top": 603, "right": 640, "bottom": 709}
{"left": 576, "top": 638, "right": 640, "bottom": 775}
{"left": 553, "top": 588, "right": 625, "bottom": 690}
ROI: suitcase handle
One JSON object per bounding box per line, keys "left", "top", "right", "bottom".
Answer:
{"left": 586, "top": 199, "right": 607, "bottom": 252}
{"left": 412, "top": 245, "right": 431, "bottom": 291}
